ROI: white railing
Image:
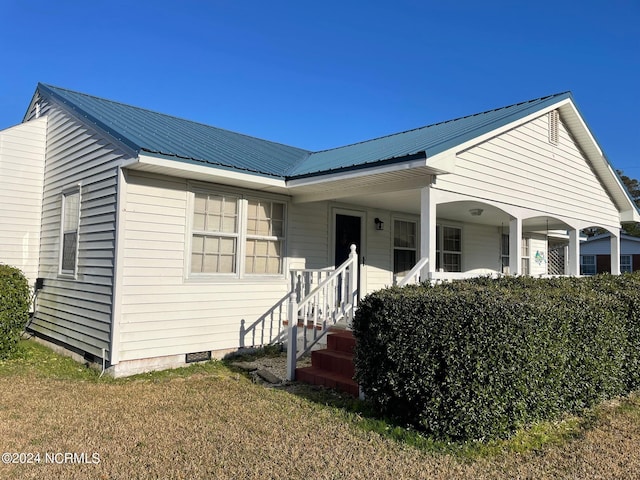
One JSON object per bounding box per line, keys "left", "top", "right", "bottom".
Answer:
{"left": 286, "top": 245, "right": 358, "bottom": 381}
{"left": 396, "top": 256, "right": 429, "bottom": 287}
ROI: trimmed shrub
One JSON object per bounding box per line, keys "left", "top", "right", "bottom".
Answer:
{"left": 0, "top": 264, "right": 30, "bottom": 359}
{"left": 352, "top": 274, "right": 640, "bottom": 441}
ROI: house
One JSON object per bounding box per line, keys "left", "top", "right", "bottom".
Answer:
{"left": 581, "top": 232, "right": 640, "bottom": 274}
{"left": 1, "top": 83, "right": 638, "bottom": 376}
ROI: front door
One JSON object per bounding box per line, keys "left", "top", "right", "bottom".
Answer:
{"left": 335, "top": 213, "right": 362, "bottom": 297}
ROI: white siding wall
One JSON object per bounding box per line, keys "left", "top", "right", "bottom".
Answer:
{"left": 0, "top": 118, "right": 47, "bottom": 285}
{"left": 436, "top": 114, "right": 620, "bottom": 228}
{"left": 529, "top": 235, "right": 548, "bottom": 276}
{"left": 118, "top": 171, "right": 290, "bottom": 362}
{"left": 461, "top": 223, "right": 501, "bottom": 273}
{"left": 29, "top": 102, "right": 131, "bottom": 360}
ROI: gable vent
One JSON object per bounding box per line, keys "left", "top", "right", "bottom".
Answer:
{"left": 548, "top": 110, "right": 559, "bottom": 145}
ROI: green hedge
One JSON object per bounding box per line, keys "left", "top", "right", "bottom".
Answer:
{"left": 0, "top": 265, "right": 30, "bottom": 360}
{"left": 352, "top": 274, "right": 640, "bottom": 441}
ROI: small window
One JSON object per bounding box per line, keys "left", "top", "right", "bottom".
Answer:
{"left": 60, "top": 190, "right": 80, "bottom": 275}
{"left": 393, "top": 220, "right": 417, "bottom": 275}
{"left": 621, "top": 255, "right": 632, "bottom": 273}
{"left": 580, "top": 255, "right": 596, "bottom": 275}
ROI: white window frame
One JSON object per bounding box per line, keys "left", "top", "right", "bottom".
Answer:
{"left": 186, "top": 186, "right": 287, "bottom": 280}
{"left": 580, "top": 255, "right": 596, "bottom": 276}
{"left": 244, "top": 197, "right": 286, "bottom": 275}
{"left": 521, "top": 237, "right": 530, "bottom": 275}
{"left": 59, "top": 187, "right": 81, "bottom": 278}
{"left": 501, "top": 233, "right": 510, "bottom": 274}
{"left": 436, "top": 224, "right": 462, "bottom": 272}
{"left": 393, "top": 218, "right": 418, "bottom": 275}
{"left": 621, "top": 254, "right": 632, "bottom": 273}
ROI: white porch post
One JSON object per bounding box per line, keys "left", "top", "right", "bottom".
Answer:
{"left": 420, "top": 185, "right": 437, "bottom": 281}
{"left": 610, "top": 229, "right": 621, "bottom": 275}
{"left": 509, "top": 217, "right": 522, "bottom": 275}
{"left": 286, "top": 292, "right": 298, "bottom": 381}
{"left": 568, "top": 229, "right": 580, "bottom": 276}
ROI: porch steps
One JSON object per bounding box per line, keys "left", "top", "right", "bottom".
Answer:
{"left": 295, "top": 329, "right": 359, "bottom": 397}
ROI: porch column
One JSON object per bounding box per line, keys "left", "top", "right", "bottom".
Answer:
{"left": 568, "top": 229, "right": 580, "bottom": 276}
{"left": 420, "top": 185, "right": 437, "bottom": 280}
{"left": 610, "top": 229, "right": 621, "bottom": 275}
{"left": 508, "top": 217, "right": 522, "bottom": 275}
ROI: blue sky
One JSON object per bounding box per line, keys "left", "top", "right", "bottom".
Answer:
{"left": 1, "top": 1, "right": 639, "bottom": 175}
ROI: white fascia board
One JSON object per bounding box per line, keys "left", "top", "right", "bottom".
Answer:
{"left": 286, "top": 158, "right": 431, "bottom": 189}
{"left": 134, "top": 154, "right": 288, "bottom": 190}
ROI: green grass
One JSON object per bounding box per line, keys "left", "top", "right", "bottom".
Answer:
{"left": 2, "top": 338, "right": 639, "bottom": 462}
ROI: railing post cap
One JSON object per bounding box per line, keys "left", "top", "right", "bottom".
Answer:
{"left": 350, "top": 244, "right": 357, "bottom": 254}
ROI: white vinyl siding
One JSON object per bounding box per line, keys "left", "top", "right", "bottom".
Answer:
{"left": 436, "top": 114, "right": 620, "bottom": 228}
{"left": 0, "top": 118, "right": 47, "bottom": 285}
{"left": 28, "top": 101, "right": 129, "bottom": 361}
{"left": 119, "top": 171, "right": 290, "bottom": 362}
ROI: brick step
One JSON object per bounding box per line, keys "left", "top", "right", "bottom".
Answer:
{"left": 295, "top": 366, "right": 359, "bottom": 397}
{"left": 311, "top": 349, "right": 355, "bottom": 378}
{"left": 326, "top": 329, "right": 356, "bottom": 354}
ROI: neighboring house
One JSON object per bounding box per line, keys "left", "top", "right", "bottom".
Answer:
{"left": 581, "top": 233, "right": 640, "bottom": 274}
{"left": 0, "top": 83, "right": 638, "bottom": 376}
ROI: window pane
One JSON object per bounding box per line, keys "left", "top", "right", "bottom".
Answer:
{"left": 61, "top": 232, "right": 77, "bottom": 271}
{"left": 394, "top": 249, "right": 416, "bottom": 275}
{"left": 207, "top": 196, "right": 223, "bottom": 214}
{"left": 193, "top": 213, "right": 205, "bottom": 231}
{"left": 443, "top": 253, "right": 461, "bottom": 272}
{"left": 191, "top": 253, "right": 203, "bottom": 273}
{"left": 443, "top": 227, "right": 461, "bottom": 252}
{"left": 272, "top": 220, "right": 284, "bottom": 237}
{"left": 272, "top": 203, "right": 284, "bottom": 220}
{"left": 63, "top": 192, "right": 80, "bottom": 231}
{"left": 245, "top": 239, "right": 282, "bottom": 274}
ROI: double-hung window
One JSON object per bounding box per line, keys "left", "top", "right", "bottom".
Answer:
{"left": 190, "top": 191, "right": 285, "bottom": 277}
{"left": 393, "top": 219, "right": 417, "bottom": 275}
{"left": 435, "top": 225, "right": 461, "bottom": 272}
{"left": 521, "top": 237, "right": 530, "bottom": 275}
{"left": 60, "top": 190, "right": 80, "bottom": 275}
{"left": 191, "top": 193, "right": 239, "bottom": 274}
{"left": 501, "top": 234, "right": 510, "bottom": 274}
{"left": 621, "top": 255, "right": 632, "bottom": 273}
{"left": 245, "top": 200, "right": 284, "bottom": 274}
{"left": 580, "top": 255, "right": 596, "bottom": 275}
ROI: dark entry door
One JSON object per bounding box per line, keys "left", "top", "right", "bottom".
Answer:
{"left": 335, "top": 214, "right": 362, "bottom": 298}
{"left": 335, "top": 214, "right": 361, "bottom": 266}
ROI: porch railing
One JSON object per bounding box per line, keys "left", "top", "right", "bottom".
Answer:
{"left": 286, "top": 245, "right": 358, "bottom": 381}
{"left": 396, "top": 256, "right": 429, "bottom": 287}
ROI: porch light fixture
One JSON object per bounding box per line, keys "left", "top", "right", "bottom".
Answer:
{"left": 374, "top": 218, "right": 384, "bottom": 231}
{"left": 469, "top": 208, "right": 484, "bottom": 217}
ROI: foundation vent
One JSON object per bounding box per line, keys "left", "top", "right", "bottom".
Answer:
{"left": 186, "top": 351, "right": 211, "bottom": 364}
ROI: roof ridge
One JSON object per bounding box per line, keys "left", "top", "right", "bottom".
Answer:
{"left": 310, "top": 91, "right": 572, "bottom": 155}
{"left": 38, "top": 83, "right": 311, "bottom": 154}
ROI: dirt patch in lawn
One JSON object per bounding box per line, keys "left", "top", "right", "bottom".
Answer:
{"left": 1, "top": 343, "right": 640, "bottom": 479}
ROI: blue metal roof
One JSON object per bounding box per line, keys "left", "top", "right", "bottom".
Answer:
{"left": 287, "top": 92, "right": 572, "bottom": 178}
{"left": 37, "top": 83, "right": 311, "bottom": 178}
{"left": 36, "top": 84, "right": 571, "bottom": 180}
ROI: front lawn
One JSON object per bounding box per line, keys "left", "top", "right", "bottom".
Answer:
{"left": 1, "top": 340, "right": 639, "bottom": 479}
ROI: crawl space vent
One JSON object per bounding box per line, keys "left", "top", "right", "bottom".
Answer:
{"left": 186, "top": 351, "right": 211, "bottom": 363}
